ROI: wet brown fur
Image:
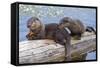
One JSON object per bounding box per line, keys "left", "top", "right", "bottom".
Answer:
{"left": 59, "top": 17, "right": 85, "bottom": 40}
{"left": 26, "top": 17, "right": 45, "bottom": 40}
{"left": 45, "top": 23, "right": 71, "bottom": 61}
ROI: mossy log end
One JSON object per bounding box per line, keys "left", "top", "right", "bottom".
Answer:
{"left": 19, "top": 32, "right": 96, "bottom": 64}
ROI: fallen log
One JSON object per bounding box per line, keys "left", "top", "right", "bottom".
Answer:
{"left": 19, "top": 32, "right": 96, "bottom": 64}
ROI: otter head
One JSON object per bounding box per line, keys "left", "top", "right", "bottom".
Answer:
{"left": 59, "top": 17, "right": 84, "bottom": 40}
{"left": 27, "top": 17, "right": 42, "bottom": 34}
{"left": 59, "top": 17, "right": 73, "bottom": 28}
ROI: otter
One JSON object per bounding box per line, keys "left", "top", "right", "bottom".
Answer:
{"left": 86, "top": 26, "right": 96, "bottom": 34}
{"left": 45, "top": 23, "right": 71, "bottom": 61}
{"left": 59, "top": 17, "right": 90, "bottom": 40}
{"left": 26, "top": 17, "right": 45, "bottom": 40}
{"left": 26, "top": 17, "right": 72, "bottom": 61}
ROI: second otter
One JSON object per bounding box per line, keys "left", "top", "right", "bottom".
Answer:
{"left": 59, "top": 17, "right": 97, "bottom": 40}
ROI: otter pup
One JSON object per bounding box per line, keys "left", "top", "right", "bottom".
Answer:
{"left": 26, "top": 17, "right": 45, "bottom": 40}
{"left": 59, "top": 17, "right": 86, "bottom": 40}
{"left": 45, "top": 23, "right": 71, "bottom": 61}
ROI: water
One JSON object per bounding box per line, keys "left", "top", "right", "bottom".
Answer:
{"left": 19, "top": 6, "right": 96, "bottom": 60}
{"left": 86, "top": 51, "right": 96, "bottom": 60}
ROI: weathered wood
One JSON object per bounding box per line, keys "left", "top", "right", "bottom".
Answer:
{"left": 19, "top": 32, "right": 96, "bottom": 64}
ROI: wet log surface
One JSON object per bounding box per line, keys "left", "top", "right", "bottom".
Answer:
{"left": 19, "top": 32, "right": 96, "bottom": 64}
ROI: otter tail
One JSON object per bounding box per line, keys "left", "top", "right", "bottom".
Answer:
{"left": 86, "top": 26, "right": 96, "bottom": 34}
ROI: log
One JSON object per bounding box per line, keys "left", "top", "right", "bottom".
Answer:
{"left": 19, "top": 32, "right": 96, "bottom": 64}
